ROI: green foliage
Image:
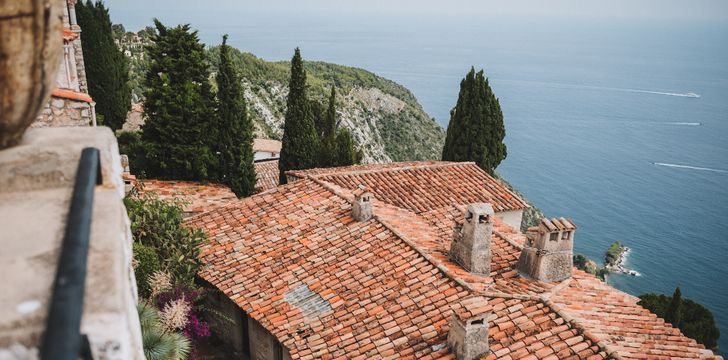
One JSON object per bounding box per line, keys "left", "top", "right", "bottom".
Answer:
{"left": 133, "top": 243, "right": 160, "bottom": 298}
{"left": 124, "top": 191, "right": 206, "bottom": 286}
{"left": 279, "top": 48, "right": 320, "bottom": 183}
{"left": 573, "top": 254, "right": 609, "bottom": 281}
{"left": 604, "top": 241, "right": 624, "bottom": 266}
{"left": 138, "top": 303, "right": 191, "bottom": 360}
{"left": 216, "top": 35, "right": 256, "bottom": 197}
{"left": 639, "top": 289, "right": 720, "bottom": 350}
{"left": 117, "top": 131, "right": 150, "bottom": 177}
{"left": 442, "top": 67, "right": 507, "bottom": 174}
{"left": 140, "top": 19, "right": 218, "bottom": 181}
{"left": 335, "top": 128, "right": 360, "bottom": 166}
{"left": 75, "top": 1, "right": 132, "bottom": 130}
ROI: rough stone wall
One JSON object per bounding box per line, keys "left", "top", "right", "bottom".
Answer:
{"left": 0, "top": 127, "right": 144, "bottom": 359}
{"left": 203, "top": 287, "right": 247, "bottom": 356}
{"left": 34, "top": 97, "right": 91, "bottom": 127}
{"left": 248, "top": 317, "right": 291, "bottom": 360}
{"left": 71, "top": 37, "right": 87, "bottom": 93}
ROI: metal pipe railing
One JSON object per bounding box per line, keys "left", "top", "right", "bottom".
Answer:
{"left": 40, "top": 147, "right": 101, "bottom": 360}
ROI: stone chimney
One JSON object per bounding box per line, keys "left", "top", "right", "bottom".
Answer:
{"left": 352, "top": 186, "right": 373, "bottom": 221}
{"left": 450, "top": 203, "right": 494, "bottom": 275}
{"left": 516, "top": 218, "right": 576, "bottom": 282}
{"left": 447, "top": 296, "right": 491, "bottom": 360}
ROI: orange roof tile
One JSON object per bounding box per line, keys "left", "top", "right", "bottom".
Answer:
{"left": 51, "top": 88, "right": 93, "bottom": 103}
{"left": 137, "top": 180, "right": 237, "bottom": 216}
{"left": 289, "top": 161, "right": 529, "bottom": 213}
{"left": 254, "top": 160, "right": 279, "bottom": 192}
{"left": 186, "top": 163, "right": 721, "bottom": 360}
{"left": 62, "top": 27, "right": 79, "bottom": 41}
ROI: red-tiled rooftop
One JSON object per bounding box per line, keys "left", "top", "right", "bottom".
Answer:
{"left": 288, "top": 161, "right": 528, "bottom": 213}
{"left": 186, "top": 165, "right": 721, "bottom": 359}
{"left": 253, "top": 138, "right": 282, "bottom": 154}
{"left": 136, "top": 180, "right": 237, "bottom": 216}
{"left": 254, "top": 160, "right": 279, "bottom": 192}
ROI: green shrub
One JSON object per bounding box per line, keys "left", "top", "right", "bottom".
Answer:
{"left": 133, "top": 243, "right": 160, "bottom": 298}
{"left": 125, "top": 192, "right": 207, "bottom": 286}
{"left": 138, "top": 303, "right": 191, "bottom": 360}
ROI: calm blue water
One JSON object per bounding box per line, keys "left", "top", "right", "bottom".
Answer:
{"left": 108, "top": 5, "right": 728, "bottom": 352}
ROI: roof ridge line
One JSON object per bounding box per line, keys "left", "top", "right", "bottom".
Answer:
{"left": 493, "top": 230, "right": 525, "bottom": 251}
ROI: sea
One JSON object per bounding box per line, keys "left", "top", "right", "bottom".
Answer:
{"left": 109, "top": 4, "right": 728, "bottom": 352}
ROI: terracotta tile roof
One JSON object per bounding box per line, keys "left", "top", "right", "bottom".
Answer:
{"left": 253, "top": 138, "right": 282, "bottom": 153}
{"left": 51, "top": 88, "right": 93, "bottom": 103}
{"left": 289, "top": 161, "right": 528, "bottom": 213}
{"left": 254, "top": 160, "right": 279, "bottom": 192}
{"left": 136, "top": 180, "right": 237, "bottom": 216}
{"left": 186, "top": 164, "right": 722, "bottom": 360}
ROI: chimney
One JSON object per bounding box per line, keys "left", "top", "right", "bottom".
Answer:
{"left": 450, "top": 203, "right": 494, "bottom": 275}
{"left": 516, "top": 218, "right": 576, "bottom": 282}
{"left": 447, "top": 296, "right": 491, "bottom": 360}
{"left": 352, "top": 186, "right": 373, "bottom": 221}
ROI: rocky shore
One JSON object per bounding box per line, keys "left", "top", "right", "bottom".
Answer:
{"left": 606, "top": 245, "right": 640, "bottom": 276}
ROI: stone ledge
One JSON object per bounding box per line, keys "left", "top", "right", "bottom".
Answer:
{"left": 0, "top": 127, "right": 143, "bottom": 359}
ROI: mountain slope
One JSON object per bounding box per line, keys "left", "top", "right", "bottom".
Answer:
{"left": 206, "top": 47, "right": 445, "bottom": 163}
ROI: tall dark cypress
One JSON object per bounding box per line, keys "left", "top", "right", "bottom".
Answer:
{"left": 318, "top": 85, "right": 339, "bottom": 167}
{"left": 335, "top": 128, "right": 359, "bottom": 166}
{"left": 665, "top": 287, "right": 683, "bottom": 326}
{"left": 442, "top": 67, "right": 507, "bottom": 174}
{"left": 278, "top": 48, "right": 320, "bottom": 184}
{"left": 75, "top": 0, "right": 131, "bottom": 130}
{"left": 217, "top": 35, "right": 256, "bottom": 197}
{"left": 141, "top": 19, "right": 217, "bottom": 180}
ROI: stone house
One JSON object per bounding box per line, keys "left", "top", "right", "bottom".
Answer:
{"left": 34, "top": 0, "right": 96, "bottom": 128}
{"left": 185, "top": 161, "right": 720, "bottom": 359}
{"left": 253, "top": 138, "right": 282, "bottom": 162}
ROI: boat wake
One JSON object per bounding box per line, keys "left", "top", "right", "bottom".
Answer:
{"left": 626, "top": 89, "right": 700, "bottom": 98}
{"left": 496, "top": 79, "right": 701, "bottom": 99}
{"left": 653, "top": 162, "right": 728, "bottom": 174}
{"left": 666, "top": 122, "right": 701, "bottom": 126}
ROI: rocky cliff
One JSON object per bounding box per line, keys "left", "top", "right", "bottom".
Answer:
{"left": 206, "top": 48, "right": 445, "bottom": 163}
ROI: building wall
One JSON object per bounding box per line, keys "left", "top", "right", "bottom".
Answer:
{"left": 254, "top": 151, "right": 280, "bottom": 162}
{"left": 248, "top": 318, "right": 291, "bottom": 360}
{"left": 34, "top": 97, "right": 92, "bottom": 127}
{"left": 496, "top": 209, "right": 523, "bottom": 230}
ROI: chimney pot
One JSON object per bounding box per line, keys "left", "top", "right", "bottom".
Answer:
{"left": 450, "top": 203, "right": 494, "bottom": 275}
{"left": 447, "top": 296, "right": 491, "bottom": 360}
{"left": 517, "top": 217, "right": 576, "bottom": 282}
{"left": 352, "top": 186, "right": 373, "bottom": 221}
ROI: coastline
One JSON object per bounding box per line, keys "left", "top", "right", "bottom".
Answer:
{"left": 606, "top": 246, "right": 640, "bottom": 276}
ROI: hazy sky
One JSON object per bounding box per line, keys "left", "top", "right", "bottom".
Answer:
{"left": 106, "top": 0, "right": 728, "bottom": 24}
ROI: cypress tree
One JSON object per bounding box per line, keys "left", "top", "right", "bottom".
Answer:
{"left": 442, "top": 67, "right": 507, "bottom": 174}
{"left": 141, "top": 19, "right": 217, "bottom": 180}
{"left": 216, "top": 35, "right": 256, "bottom": 197}
{"left": 335, "top": 129, "right": 359, "bottom": 166}
{"left": 665, "top": 287, "right": 683, "bottom": 326}
{"left": 75, "top": 0, "right": 131, "bottom": 130}
{"left": 318, "top": 85, "right": 339, "bottom": 167}
{"left": 278, "top": 48, "right": 320, "bottom": 184}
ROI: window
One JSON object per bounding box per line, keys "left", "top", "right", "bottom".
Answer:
{"left": 562, "top": 231, "right": 571, "bottom": 240}
{"left": 549, "top": 232, "right": 559, "bottom": 241}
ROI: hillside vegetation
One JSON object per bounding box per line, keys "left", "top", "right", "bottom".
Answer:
{"left": 205, "top": 47, "right": 445, "bottom": 162}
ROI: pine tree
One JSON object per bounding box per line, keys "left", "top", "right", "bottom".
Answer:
{"left": 141, "top": 19, "right": 217, "bottom": 180}
{"left": 278, "top": 48, "right": 320, "bottom": 184}
{"left": 442, "top": 67, "right": 507, "bottom": 174}
{"left": 75, "top": 0, "right": 131, "bottom": 130}
{"left": 318, "top": 85, "right": 339, "bottom": 167}
{"left": 665, "top": 287, "right": 683, "bottom": 326}
{"left": 216, "top": 35, "right": 256, "bottom": 197}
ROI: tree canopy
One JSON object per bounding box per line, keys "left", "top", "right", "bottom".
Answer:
{"left": 639, "top": 288, "right": 720, "bottom": 350}
{"left": 278, "top": 48, "right": 320, "bottom": 184}
{"left": 216, "top": 35, "right": 256, "bottom": 197}
{"left": 442, "top": 67, "right": 506, "bottom": 174}
{"left": 75, "top": 0, "right": 131, "bottom": 130}
{"left": 140, "top": 19, "right": 217, "bottom": 180}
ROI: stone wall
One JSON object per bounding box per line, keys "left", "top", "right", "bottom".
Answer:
{"left": 34, "top": 97, "right": 92, "bottom": 127}
{"left": 0, "top": 127, "right": 144, "bottom": 359}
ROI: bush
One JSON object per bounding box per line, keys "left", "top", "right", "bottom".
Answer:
{"left": 125, "top": 192, "right": 207, "bottom": 286}
{"left": 133, "top": 243, "right": 160, "bottom": 298}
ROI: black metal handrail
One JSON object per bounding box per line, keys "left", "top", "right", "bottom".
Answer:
{"left": 40, "top": 147, "right": 102, "bottom": 360}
